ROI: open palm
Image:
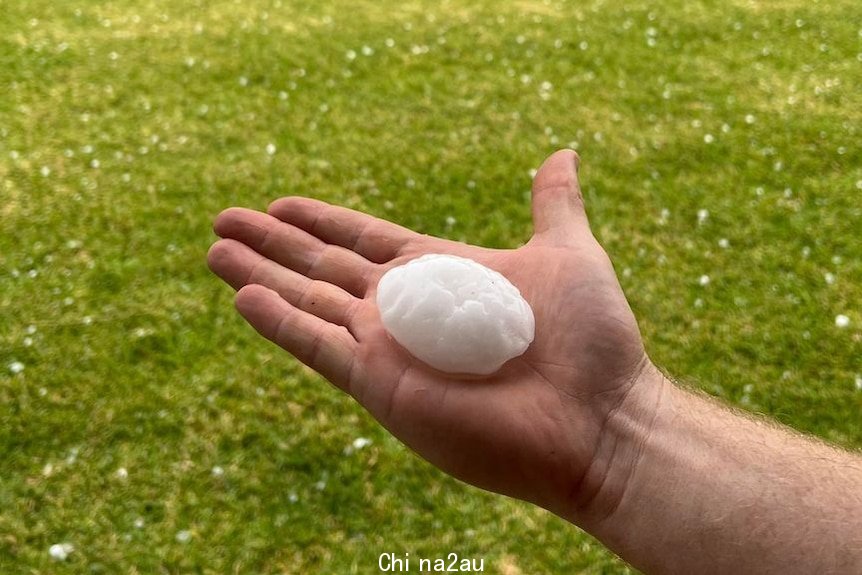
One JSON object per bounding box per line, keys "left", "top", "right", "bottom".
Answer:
{"left": 208, "top": 151, "right": 650, "bottom": 518}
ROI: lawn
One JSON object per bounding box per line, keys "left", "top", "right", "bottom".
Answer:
{"left": 1, "top": 0, "right": 861, "bottom": 572}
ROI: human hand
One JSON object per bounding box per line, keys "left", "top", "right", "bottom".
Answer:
{"left": 207, "top": 150, "right": 661, "bottom": 521}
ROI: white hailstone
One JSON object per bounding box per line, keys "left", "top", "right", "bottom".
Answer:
{"left": 376, "top": 254, "right": 535, "bottom": 375}
{"left": 698, "top": 275, "right": 711, "bottom": 286}
{"left": 445, "top": 216, "right": 456, "bottom": 226}
{"left": 134, "top": 517, "right": 145, "bottom": 529}
{"left": 718, "top": 238, "right": 730, "bottom": 249}
{"left": 288, "top": 492, "right": 299, "bottom": 503}
{"left": 855, "top": 375, "right": 862, "bottom": 391}
{"left": 704, "top": 133, "right": 715, "bottom": 144}
{"left": 115, "top": 467, "right": 128, "bottom": 479}
{"left": 8, "top": 361, "right": 24, "bottom": 374}
{"left": 265, "top": 143, "right": 276, "bottom": 155}
{"left": 49, "top": 543, "right": 74, "bottom": 561}
{"left": 835, "top": 314, "right": 850, "bottom": 328}
{"left": 176, "top": 530, "right": 192, "bottom": 543}
{"left": 697, "top": 209, "right": 709, "bottom": 224}
{"left": 361, "top": 45, "right": 374, "bottom": 56}
{"left": 345, "top": 49, "right": 356, "bottom": 60}
{"left": 745, "top": 114, "right": 756, "bottom": 124}
{"left": 352, "top": 437, "right": 372, "bottom": 450}
{"left": 211, "top": 465, "right": 224, "bottom": 477}
{"left": 824, "top": 272, "right": 835, "bottom": 285}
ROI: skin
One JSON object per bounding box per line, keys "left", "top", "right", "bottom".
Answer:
{"left": 208, "top": 150, "right": 862, "bottom": 573}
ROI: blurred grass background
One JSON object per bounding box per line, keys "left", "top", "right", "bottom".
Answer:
{"left": 1, "top": 0, "right": 861, "bottom": 572}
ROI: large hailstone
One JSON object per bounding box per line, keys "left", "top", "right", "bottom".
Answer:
{"left": 376, "top": 254, "right": 535, "bottom": 375}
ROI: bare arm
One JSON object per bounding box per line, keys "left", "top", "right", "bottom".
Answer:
{"left": 577, "top": 365, "right": 862, "bottom": 574}
{"left": 208, "top": 149, "right": 862, "bottom": 573}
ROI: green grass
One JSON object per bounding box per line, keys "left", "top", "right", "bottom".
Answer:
{"left": 2, "top": 0, "right": 861, "bottom": 572}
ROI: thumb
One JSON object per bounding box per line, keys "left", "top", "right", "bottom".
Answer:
{"left": 530, "top": 149, "right": 590, "bottom": 244}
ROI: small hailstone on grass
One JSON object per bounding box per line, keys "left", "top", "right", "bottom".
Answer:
{"left": 176, "top": 530, "right": 192, "bottom": 543}
{"left": 698, "top": 275, "right": 711, "bottom": 286}
{"left": 835, "top": 314, "right": 850, "bottom": 328}
{"left": 718, "top": 238, "right": 730, "bottom": 249}
{"left": 8, "top": 361, "right": 24, "bottom": 375}
{"left": 824, "top": 272, "right": 835, "bottom": 285}
{"left": 115, "top": 467, "right": 128, "bottom": 479}
{"left": 697, "top": 209, "right": 709, "bottom": 225}
{"left": 265, "top": 143, "right": 276, "bottom": 155}
{"left": 211, "top": 465, "right": 224, "bottom": 477}
{"left": 352, "top": 437, "right": 372, "bottom": 450}
{"left": 855, "top": 376, "right": 862, "bottom": 391}
{"left": 376, "top": 254, "right": 535, "bottom": 375}
{"left": 49, "top": 543, "right": 74, "bottom": 561}
{"left": 134, "top": 518, "right": 145, "bottom": 529}
{"left": 704, "top": 133, "right": 715, "bottom": 144}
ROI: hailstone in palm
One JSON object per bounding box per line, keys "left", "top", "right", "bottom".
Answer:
{"left": 376, "top": 254, "right": 535, "bottom": 375}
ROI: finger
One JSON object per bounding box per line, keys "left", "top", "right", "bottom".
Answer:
{"left": 267, "top": 197, "right": 419, "bottom": 263}
{"left": 235, "top": 284, "right": 359, "bottom": 392}
{"left": 208, "top": 239, "right": 361, "bottom": 330}
{"left": 530, "top": 149, "right": 590, "bottom": 244}
{"left": 213, "top": 207, "right": 373, "bottom": 297}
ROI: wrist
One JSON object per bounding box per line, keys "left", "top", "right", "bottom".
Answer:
{"left": 565, "top": 359, "right": 671, "bottom": 526}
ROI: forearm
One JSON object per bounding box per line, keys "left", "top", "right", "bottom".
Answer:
{"left": 573, "top": 365, "right": 862, "bottom": 574}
